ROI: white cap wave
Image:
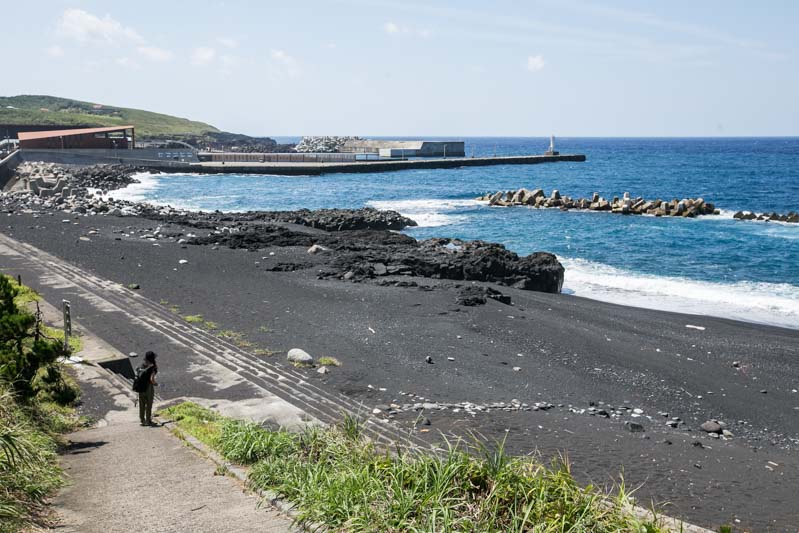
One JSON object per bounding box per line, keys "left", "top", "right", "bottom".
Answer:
{"left": 368, "top": 198, "right": 481, "bottom": 228}
{"left": 563, "top": 257, "right": 799, "bottom": 330}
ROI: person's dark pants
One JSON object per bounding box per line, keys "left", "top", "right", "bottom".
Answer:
{"left": 139, "top": 385, "right": 154, "bottom": 424}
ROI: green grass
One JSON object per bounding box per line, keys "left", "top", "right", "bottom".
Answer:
{"left": 160, "top": 402, "right": 668, "bottom": 532}
{"left": 317, "top": 356, "right": 341, "bottom": 367}
{"left": 253, "top": 348, "right": 276, "bottom": 357}
{"left": 40, "top": 326, "right": 83, "bottom": 354}
{"left": 0, "top": 383, "right": 81, "bottom": 532}
{"left": 216, "top": 329, "right": 243, "bottom": 340}
{"left": 0, "top": 95, "right": 219, "bottom": 138}
{"left": 5, "top": 275, "right": 40, "bottom": 306}
{"left": 203, "top": 321, "right": 218, "bottom": 330}
{"left": 182, "top": 314, "right": 204, "bottom": 324}
{"left": 258, "top": 325, "right": 272, "bottom": 333}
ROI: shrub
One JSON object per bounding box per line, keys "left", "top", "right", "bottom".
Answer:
{"left": 0, "top": 275, "right": 66, "bottom": 401}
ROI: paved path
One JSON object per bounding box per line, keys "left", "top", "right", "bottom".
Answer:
{"left": 53, "top": 402, "right": 295, "bottom": 532}
{"left": 41, "top": 305, "right": 297, "bottom": 532}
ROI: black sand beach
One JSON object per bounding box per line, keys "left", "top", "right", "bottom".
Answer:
{"left": 2, "top": 194, "right": 798, "bottom": 529}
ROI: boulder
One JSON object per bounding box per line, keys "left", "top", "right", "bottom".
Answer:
{"left": 307, "top": 244, "right": 329, "bottom": 255}
{"left": 287, "top": 348, "right": 314, "bottom": 365}
{"left": 625, "top": 421, "right": 645, "bottom": 433}
{"left": 700, "top": 420, "right": 723, "bottom": 434}
{"left": 488, "top": 191, "right": 504, "bottom": 206}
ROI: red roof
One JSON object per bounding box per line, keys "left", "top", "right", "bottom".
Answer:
{"left": 18, "top": 125, "right": 134, "bottom": 141}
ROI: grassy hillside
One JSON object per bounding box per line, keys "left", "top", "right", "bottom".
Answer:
{"left": 0, "top": 95, "right": 220, "bottom": 138}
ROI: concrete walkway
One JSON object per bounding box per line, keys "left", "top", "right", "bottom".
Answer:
{"left": 52, "top": 407, "right": 295, "bottom": 532}
{"left": 37, "top": 305, "right": 297, "bottom": 532}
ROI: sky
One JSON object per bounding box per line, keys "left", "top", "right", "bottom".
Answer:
{"left": 4, "top": 0, "right": 798, "bottom": 137}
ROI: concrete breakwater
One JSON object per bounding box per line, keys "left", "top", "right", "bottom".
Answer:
{"left": 733, "top": 210, "right": 799, "bottom": 223}
{"left": 477, "top": 188, "right": 719, "bottom": 218}
{"left": 13, "top": 150, "right": 585, "bottom": 175}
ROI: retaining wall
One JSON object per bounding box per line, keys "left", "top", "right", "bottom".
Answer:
{"left": 20, "top": 148, "right": 198, "bottom": 166}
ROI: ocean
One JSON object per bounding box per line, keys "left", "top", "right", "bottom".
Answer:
{"left": 111, "top": 137, "right": 799, "bottom": 329}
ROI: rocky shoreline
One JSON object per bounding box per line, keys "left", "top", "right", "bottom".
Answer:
{"left": 3, "top": 162, "right": 799, "bottom": 531}
{"left": 1, "top": 162, "right": 565, "bottom": 296}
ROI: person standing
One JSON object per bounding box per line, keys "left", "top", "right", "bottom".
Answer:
{"left": 134, "top": 351, "right": 158, "bottom": 426}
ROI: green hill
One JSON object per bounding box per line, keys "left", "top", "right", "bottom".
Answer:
{"left": 0, "top": 95, "right": 220, "bottom": 138}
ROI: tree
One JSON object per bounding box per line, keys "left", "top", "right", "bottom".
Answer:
{"left": 0, "top": 276, "right": 64, "bottom": 400}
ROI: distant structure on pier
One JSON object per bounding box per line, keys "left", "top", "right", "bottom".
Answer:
{"left": 341, "top": 139, "right": 465, "bottom": 158}
{"left": 544, "top": 135, "right": 559, "bottom": 156}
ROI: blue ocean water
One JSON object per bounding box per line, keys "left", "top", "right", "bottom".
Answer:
{"left": 114, "top": 138, "right": 799, "bottom": 328}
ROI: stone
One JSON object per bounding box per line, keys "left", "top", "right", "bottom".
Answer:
{"left": 625, "top": 421, "right": 645, "bottom": 432}
{"left": 425, "top": 355, "right": 433, "bottom": 364}
{"left": 700, "top": 420, "right": 723, "bottom": 434}
{"left": 316, "top": 366, "right": 329, "bottom": 374}
{"left": 307, "top": 244, "right": 328, "bottom": 254}
{"left": 287, "top": 348, "right": 314, "bottom": 365}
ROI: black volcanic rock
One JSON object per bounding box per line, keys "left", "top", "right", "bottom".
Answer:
{"left": 320, "top": 237, "right": 564, "bottom": 293}
{"left": 142, "top": 207, "right": 416, "bottom": 232}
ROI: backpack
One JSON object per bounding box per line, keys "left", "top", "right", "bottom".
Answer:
{"left": 132, "top": 366, "right": 151, "bottom": 393}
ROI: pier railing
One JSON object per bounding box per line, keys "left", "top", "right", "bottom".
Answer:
{"left": 198, "top": 152, "right": 381, "bottom": 163}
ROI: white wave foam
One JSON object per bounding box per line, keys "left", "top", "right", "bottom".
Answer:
{"left": 562, "top": 257, "right": 799, "bottom": 330}
{"left": 105, "top": 172, "right": 163, "bottom": 203}
{"left": 368, "top": 198, "right": 482, "bottom": 227}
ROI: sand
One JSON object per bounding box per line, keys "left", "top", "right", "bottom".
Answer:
{"left": 2, "top": 210, "right": 798, "bottom": 530}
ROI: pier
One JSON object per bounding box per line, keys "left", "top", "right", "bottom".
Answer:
{"left": 187, "top": 153, "right": 586, "bottom": 176}
{"left": 15, "top": 146, "right": 585, "bottom": 176}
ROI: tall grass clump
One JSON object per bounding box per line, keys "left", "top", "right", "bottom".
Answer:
{"left": 165, "top": 402, "right": 666, "bottom": 532}
{"left": 0, "top": 274, "right": 82, "bottom": 531}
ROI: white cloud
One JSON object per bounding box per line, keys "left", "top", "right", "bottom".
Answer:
{"left": 270, "top": 49, "right": 300, "bottom": 78}
{"left": 191, "top": 47, "right": 217, "bottom": 66}
{"left": 58, "top": 8, "right": 143, "bottom": 44}
{"left": 115, "top": 56, "right": 141, "bottom": 69}
{"left": 324, "top": 42, "right": 337, "bottom": 49}
{"left": 137, "top": 46, "right": 173, "bottom": 62}
{"left": 383, "top": 21, "right": 431, "bottom": 38}
{"left": 46, "top": 45, "right": 64, "bottom": 58}
{"left": 217, "top": 37, "right": 238, "bottom": 49}
{"left": 384, "top": 21, "right": 401, "bottom": 34}
{"left": 527, "top": 54, "right": 545, "bottom": 72}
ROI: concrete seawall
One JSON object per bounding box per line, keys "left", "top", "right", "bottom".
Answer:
{"left": 189, "top": 153, "right": 587, "bottom": 176}
{"left": 17, "top": 150, "right": 585, "bottom": 176}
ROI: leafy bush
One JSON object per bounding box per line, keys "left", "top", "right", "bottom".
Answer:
{"left": 0, "top": 384, "right": 72, "bottom": 532}
{"left": 31, "top": 364, "right": 81, "bottom": 406}
{"left": 0, "top": 275, "right": 67, "bottom": 401}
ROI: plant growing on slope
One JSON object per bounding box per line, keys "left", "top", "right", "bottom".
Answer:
{"left": 0, "top": 276, "right": 68, "bottom": 401}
